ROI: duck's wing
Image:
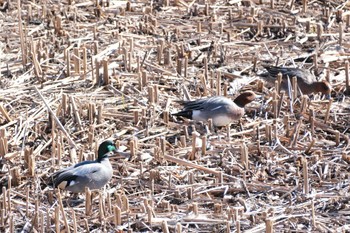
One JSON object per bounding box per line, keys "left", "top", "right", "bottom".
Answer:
{"left": 52, "top": 160, "right": 93, "bottom": 180}
{"left": 176, "top": 98, "right": 209, "bottom": 110}
{"left": 173, "top": 97, "right": 234, "bottom": 120}
{"left": 172, "top": 99, "right": 209, "bottom": 120}
{"left": 179, "top": 97, "right": 232, "bottom": 110}
{"left": 53, "top": 163, "right": 103, "bottom": 189}
{"left": 264, "top": 66, "right": 294, "bottom": 76}
{"left": 264, "top": 66, "right": 311, "bottom": 79}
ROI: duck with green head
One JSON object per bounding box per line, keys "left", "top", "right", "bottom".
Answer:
{"left": 52, "top": 140, "right": 117, "bottom": 193}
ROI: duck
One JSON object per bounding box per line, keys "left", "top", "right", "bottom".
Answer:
{"left": 172, "top": 91, "right": 256, "bottom": 127}
{"left": 52, "top": 140, "right": 117, "bottom": 193}
{"left": 262, "top": 65, "right": 332, "bottom": 98}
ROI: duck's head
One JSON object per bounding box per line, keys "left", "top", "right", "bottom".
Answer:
{"left": 97, "top": 140, "right": 117, "bottom": 161}
{"left": 234, "top": 91, "right": 257, "bottom": 107}
{"left": 316, "top": 80, "right": 332, "bottom": 99}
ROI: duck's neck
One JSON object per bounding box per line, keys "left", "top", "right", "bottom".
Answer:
{"left": 100, "top": 157, "right": 112, "bottom": 171}
{"left": 233, "top": 98, "right": 246, "bottom": 108}
{"left": 97, "top": 154, "right": 109, "bottom": 163}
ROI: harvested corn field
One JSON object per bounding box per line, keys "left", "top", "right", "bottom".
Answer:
{"left": 1, "top": 0, "right": 350, "bottom": 232}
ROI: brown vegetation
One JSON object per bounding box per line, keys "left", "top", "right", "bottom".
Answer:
{"left": 0, "top": 0, "right": 350, "bottom": 232}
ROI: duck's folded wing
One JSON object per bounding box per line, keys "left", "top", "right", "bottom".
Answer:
{"left": 53, "top": 164, "right": 102, "bottom": 189}
{"left": 263, "top": 66, "right": 288, "bottom": 76}
{"left": 177, "top": 99, "right": 208, "bottom": 110}
{"left": 53, "top": 169, "right": 77, "bottom": 189}
{"left": 264, "top": 66, "right": 309, "bottom": 80}
{"left": 52, "top": 165, "right": 74, "bottom": 181}
{"left": 180, "top": 97, "right": 231, "bottom": 110}
{"left": 72, "top": 163, "right": 103, "bottom": 176}
{"left": 173, "top": 98, "right": 226, "bottom": 119}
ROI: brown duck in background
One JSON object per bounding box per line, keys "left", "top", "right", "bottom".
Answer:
{"left": 172, "top": 91, "right": 256, "bottom": 127}
{"left": 262, "top": 65, "right": 332, "bottom": 98}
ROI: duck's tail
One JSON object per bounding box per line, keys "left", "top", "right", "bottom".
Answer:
{"left": 172, "top": 110, "right": 193, "bottom": 120}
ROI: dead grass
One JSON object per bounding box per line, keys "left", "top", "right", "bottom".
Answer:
{"left": 0, "top": 0, "right": 350, "bottom": 232}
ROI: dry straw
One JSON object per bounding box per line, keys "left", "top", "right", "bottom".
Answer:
{"left": 0, "top": 0, "right": 349, "bottom": 232}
